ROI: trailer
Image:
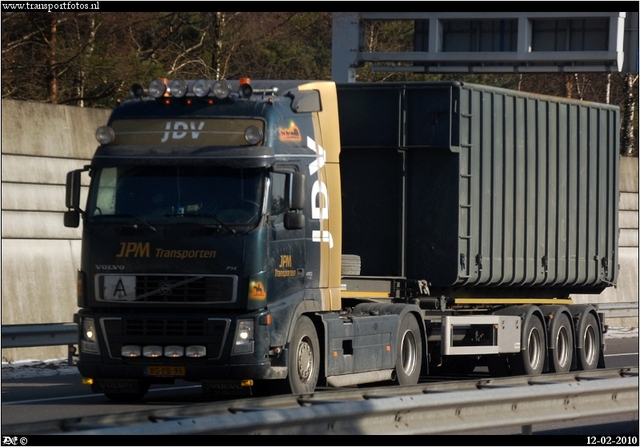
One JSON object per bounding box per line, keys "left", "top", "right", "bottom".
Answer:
{"left": 64, "top": 79, "right": 619, "bottom": 400}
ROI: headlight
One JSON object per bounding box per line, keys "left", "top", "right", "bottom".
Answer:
{"left": 233, "top": 319, "right": 254, "bottom": 354}
{"left": 81, "top": 318, "right": 99, "bottom": 354}
{"left": 82, "top": 319, "right": 96, "bottom": 341}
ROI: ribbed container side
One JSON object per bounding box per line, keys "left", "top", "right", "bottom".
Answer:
{"left": 407, "top": 83, "right": 619, "bottom": 294}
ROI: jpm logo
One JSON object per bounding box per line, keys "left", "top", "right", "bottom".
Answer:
{"left": 161, "top": 121, "right": 205, "bottom": 143}
{"left": 116, "top": 242, "right": 150, "bottom": 258}
{"left": 307, "top": 136, "right": 333, "bottom": 248}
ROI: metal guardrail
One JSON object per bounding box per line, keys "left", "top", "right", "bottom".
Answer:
{"left": 51, "top": 370, "right": 639, "bottom": 435}
{"left": 1, "top": 323, "right": 77, "bottom": 364}
{"left": 598, "top": 302, "right": 640, "bottom": 319}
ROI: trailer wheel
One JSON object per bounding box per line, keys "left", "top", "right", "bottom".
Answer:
{"left": 577, "top": 313, "right": 600, "bottom": 370}
{"left": 511, "top": 314, "right": 545, "bottom": 376}
{"left": 549, "top": 313, "right": 573, "bottom": 373}
{"left": 287, "top": 316, "right": 320, "bottom": 394}
{"left": 396, "top": 313, "right": 422, "bottom": 386}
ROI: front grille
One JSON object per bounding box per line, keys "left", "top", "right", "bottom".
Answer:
{"left": 124, "top": 319, "right": 207, "bottom": 336}
{"left": 98, "top": 274, "right": 237, "bottom": 303}
{"left": 136, "top": 275, "right": 235, "bottom": 303}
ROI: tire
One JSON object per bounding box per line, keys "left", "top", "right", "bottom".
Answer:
{"left": 396, "top": 313, "right": 422, "bottom": 386}
{"left": 287, "top": 316, "right": 320, "bottom": 394}
{"left": 577, "top": 313, "right": 600, "bottom": 371}
{"left": 549, "top": 313, "right": 573, "bottom": 373}
{"left": 510, "top": 314, "right": 545, "bottom": 376}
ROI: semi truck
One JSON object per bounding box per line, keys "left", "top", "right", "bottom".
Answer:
{"left": 64, "top": 78, "right": 619, "bottom": 400}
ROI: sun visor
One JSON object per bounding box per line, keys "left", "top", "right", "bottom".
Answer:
{"left": 91, "top": 145, "right": 276, "bottom": 169}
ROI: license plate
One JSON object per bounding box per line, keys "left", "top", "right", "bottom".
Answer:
{"left": 146, "top": 366, "right": 185, "bottom": 376}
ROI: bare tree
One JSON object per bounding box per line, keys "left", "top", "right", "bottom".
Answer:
{"left": 621, "top": 73, "right": 639, "bottom": 156}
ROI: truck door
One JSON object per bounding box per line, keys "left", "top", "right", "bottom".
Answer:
{"left": 269, "top": 170, "right": 306, "bottom": 298}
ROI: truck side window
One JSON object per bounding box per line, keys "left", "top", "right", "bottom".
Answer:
{"left": 92, "top": 167, "right": 117, "bottom": 216}
{"left": 271, "top": 172, "right": 288, "bottom": 224}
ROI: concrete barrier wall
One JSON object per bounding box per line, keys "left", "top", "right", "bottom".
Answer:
{"left": 1, "top": 99, "right": 638, "bottom": 362}
{"left": 2, "top": 99, "right": 110, "bottom": 362}
{"left": 571, "top": 156, "right": 639, "bottom": 329}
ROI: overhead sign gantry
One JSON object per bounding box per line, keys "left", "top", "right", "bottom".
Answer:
{"left": 332, "top": 12, "right": 638, "bottom": 82}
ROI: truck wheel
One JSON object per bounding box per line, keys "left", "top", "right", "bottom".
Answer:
{"left": 396, "top": 313, "right": 422, "bottom": 386}
{"left": 287, "top": 316, "right": 320, "bottom": 394}
{"left": 577, "top": 313, "right": 600, "bottom": 370}
{"left": 549, "top": 313, "right": 573, "bottom": 373}
{"left": 511, "top": 315, "right": 545, "bottom": 376}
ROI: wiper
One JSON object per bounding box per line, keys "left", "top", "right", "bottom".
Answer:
{"left": 164, "top": 213, "right": 236, "bottom": 235}
{"left": 95, "top": 214, "right": 157, "bottom": 232}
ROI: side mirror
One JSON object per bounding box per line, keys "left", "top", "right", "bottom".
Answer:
{"left": 288, "top": 172, "right": 306, "bottom": 210}
{"left": 65, "top": 170, "right": 82, "bottom": 210}
{"left": 64, "top": 210, "right": 80, "bottom": 228}
{"left": 64, "top": 168, "right": 87, "bottom": 228}
{"left": 284, "top": 211, "right": 304, "bottom": 230}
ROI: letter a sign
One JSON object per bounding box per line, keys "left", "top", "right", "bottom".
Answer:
{"left": 104, "top": 276, "right": 136, "bottom": 301}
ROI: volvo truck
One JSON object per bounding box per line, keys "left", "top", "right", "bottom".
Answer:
{"left": 65, "top": 78, "right": 619, "bottom": 400}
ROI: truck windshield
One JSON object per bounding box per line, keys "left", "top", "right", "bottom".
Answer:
{"left": 87, "top": 165, "right": 264, "bottom": 225}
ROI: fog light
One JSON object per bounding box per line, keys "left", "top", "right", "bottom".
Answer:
{"left": 186, "top": 345, "right": 207, "bottom": 358}
{"left": 121, "top": 345, "right": 141, "bottom": 357}
{"left": 164, "top": 345, "right": 184, "bottom": 358}
{"left": 143, "top": 345, "right": 163, "bottom": 358}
